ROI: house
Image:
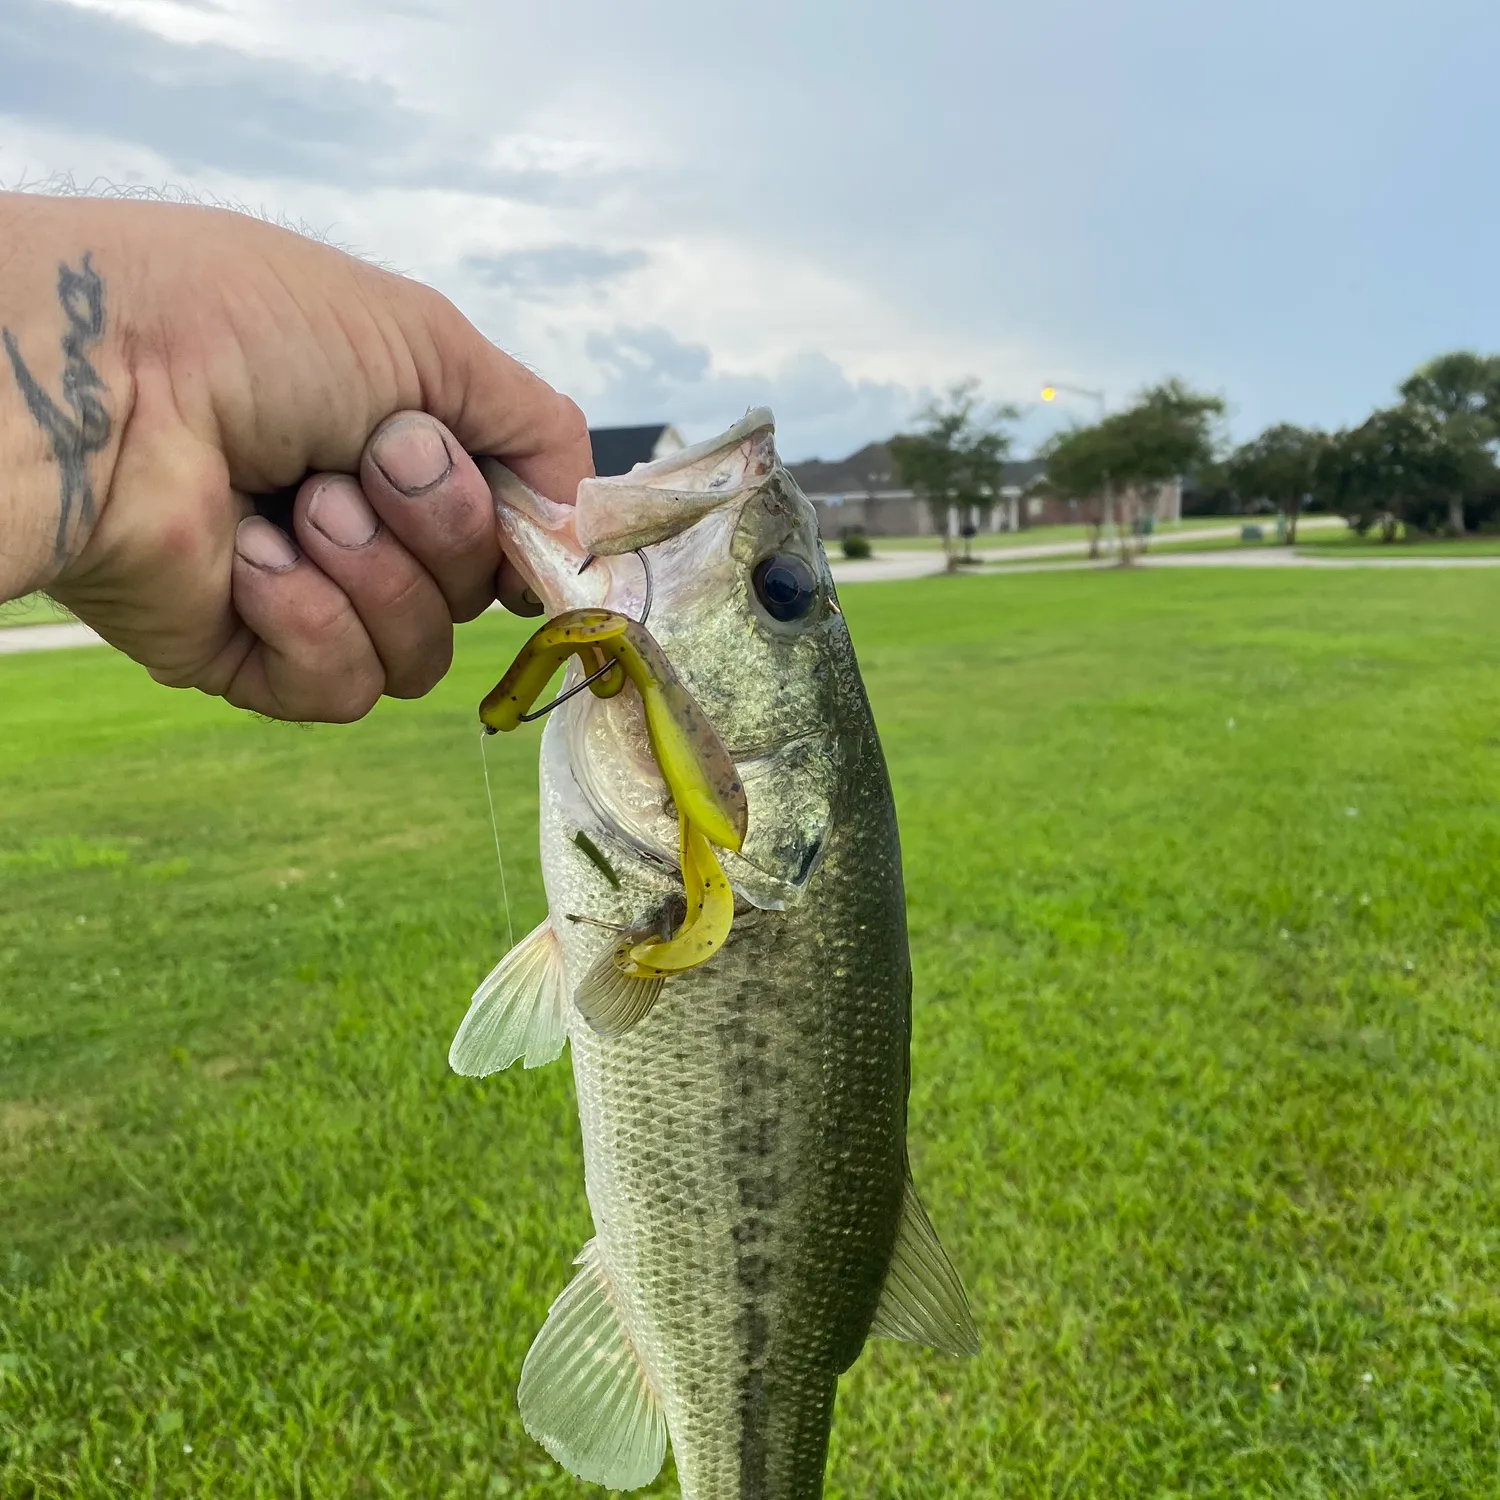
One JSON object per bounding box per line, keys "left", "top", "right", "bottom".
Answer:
{"left": 589, "top": 423, "right": 687, "bottom": 477}
{"left": 788, "top": 441, "right": 1050, "bottom": 539}
{"left": 787, "top": 443, "right": 928, "bottom": 537}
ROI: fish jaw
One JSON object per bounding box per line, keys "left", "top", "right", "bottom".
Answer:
{"left": 479, "top": 456, "right": 649, "bottom": 624}
{"left": 480, "top": 407, "right": 775, "bottom": 618}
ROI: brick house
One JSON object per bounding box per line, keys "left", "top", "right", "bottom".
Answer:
{"left": 789, "top": 441, "right": 1183, "bottom": 539}
{"left": 787, "top": 442, "right": 1050, "bottom": 539}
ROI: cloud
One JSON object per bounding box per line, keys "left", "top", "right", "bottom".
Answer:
{"left": 465, "top": 244, "right": 647, "bottom": 295}
{"left": 14, "top": 0, "right": 1483, "bottom": 455}
{"left": 580, "top": 326, "right": 922, "bottom": 463}
{"left": 0, "top": 0, "right": 599, "bottom": 202}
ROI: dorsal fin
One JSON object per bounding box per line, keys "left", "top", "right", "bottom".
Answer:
{"left": 870, "top": 1171, "right": 980, "bottom": 1357}
{"left": 519, "top": 1240, "right": 667, "bottom": 1490}
{"left": 449, "top": 920, "right": 568, "bottom": 1075}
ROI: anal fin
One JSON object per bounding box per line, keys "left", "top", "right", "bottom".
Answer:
{"left": 449, "top": 920, "right": 568, "bottom": 1075}
{"left": 870, "top": 1171, "right": 980, "bottom": 1357}
{"left": 519, "top": 1240, "right": 666, "bottom": 1491}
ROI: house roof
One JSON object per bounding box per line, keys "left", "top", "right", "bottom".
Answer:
{"left": 789, "top": 441, "right": 1047, "bottom": 497}
{"left": 1002, "top": 458, "right": 1048, "bottom": 491}
{"left": 589, "top": 424, "right": 681, "bottom": 478}
{"left": 788, "top": 442, "right": 896, "bottom": 497}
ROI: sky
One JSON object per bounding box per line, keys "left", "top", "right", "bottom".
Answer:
{"left": 3, "top": 0, "right": 1498, "bottom": 462}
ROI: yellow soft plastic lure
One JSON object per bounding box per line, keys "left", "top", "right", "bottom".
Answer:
{"left": 481, "top": 609, "right": 747, "bottom": 978}
{"left": 622, "top": 818, "right": 735, "bottom": 977}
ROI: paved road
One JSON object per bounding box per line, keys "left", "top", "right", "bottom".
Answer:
{"left": 828, "top": 519, "right": 1348, "bottom": 583}
{"left": 830, "top": 533, "right": 1500, "bottom": 584}
{"left": 0, "top": 621, "right": 104, "bottom": 654}
{"left": 981, "top": 515, "right": 1344, "bottom": 563}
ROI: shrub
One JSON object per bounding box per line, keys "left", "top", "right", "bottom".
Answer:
{"left": 841, "top": 533, "right": 872, "bottom": 560}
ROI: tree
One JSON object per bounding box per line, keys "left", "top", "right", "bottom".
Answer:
{"left": 1398, "top": 350, "right": 1500, "bottom": 422}
{"left": 1313, "top": 405, "right": 1497, "bottom": 541}
{"left": 1397, "top": 351, "right": 1500, "bottom": 534}
{"left": 1095, "top": 380, "right": 1225, "bottom": 562}
{"left": 1225, "top": 424, "right": 1327, "bottom": 543}
{"left": 1037, "top": 380, "right": 1223, "bottom": 564}
{"left": 889, "top": 381, "right": 1019, "bottom": 559}
{"left": 1039, "top": 422, "right": 1116, "bottom": 559}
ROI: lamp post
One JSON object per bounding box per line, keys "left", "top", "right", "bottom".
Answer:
{"left": 1041, "top": 383, "right": 1116, "bottom": 555}
{"left": 1041, "top": 382, "right": 1107, "bottom": 421}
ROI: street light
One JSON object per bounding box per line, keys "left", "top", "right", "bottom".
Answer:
{"left": 1041, "top": 382, "right": 1106, "bottom": 420}
{"left": 1041, "top": 382, "right": 1115, "bottom": 552}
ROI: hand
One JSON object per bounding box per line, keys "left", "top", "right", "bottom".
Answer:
{"left": 1, "top": 193, "right": 590, "bottom": 721}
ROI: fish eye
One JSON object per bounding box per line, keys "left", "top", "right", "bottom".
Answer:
{"left": 752, "top": 554, "right": 818, "bottom": 622}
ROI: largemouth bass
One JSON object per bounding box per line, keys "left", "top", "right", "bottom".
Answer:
{"left": 450, "top": 409, "right": 977, "bottom": 1499}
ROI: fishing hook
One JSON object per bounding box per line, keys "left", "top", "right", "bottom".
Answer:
{"left": 515, "top": 548, "right": 654, "bottom": 723}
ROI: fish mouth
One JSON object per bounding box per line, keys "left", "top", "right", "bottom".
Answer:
{"left": 479, "top": 407, "right": 777, "bottom": 618}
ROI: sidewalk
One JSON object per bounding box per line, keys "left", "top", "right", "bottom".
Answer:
{"left": 827, "top": 519, "right": 1347, "bottom": 583}
{"left": 0, "top": 621, "right": 105, "bottom": 654}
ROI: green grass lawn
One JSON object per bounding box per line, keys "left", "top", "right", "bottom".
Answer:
{"left": 0, "top": 595, "right": 75, "bottom": 629}
{"left": 1144, "top": 532, "right": 1280, "bottom": 558}
{"left": 6, "top": 571, "right": 1500, "bottom": 1497}
{"left": 981, "top": 532, "right": 1271, "bottom": 566}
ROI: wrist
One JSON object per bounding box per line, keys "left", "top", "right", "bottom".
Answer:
{"left": 0, "top": 193, "right": 132, "bottom": 601}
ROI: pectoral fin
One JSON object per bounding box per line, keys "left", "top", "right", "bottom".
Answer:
{"left": 449, "top": 921, "right": 568, "bottom": 1075}
{"left": 870, "top": 1172, "right": 980, "bottom": 1357}
{"left": 519, "top": 1241, "right": 666, "bottom": 1491}
{"left": 574, "top": 941, "right": 666, "bottom": 1037}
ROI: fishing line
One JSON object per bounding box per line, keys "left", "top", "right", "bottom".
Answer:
{"left": 479, "top": 727, "right": 515, "bottom": 953}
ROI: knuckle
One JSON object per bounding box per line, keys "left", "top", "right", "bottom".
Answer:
{"left": 553, "top": 393, "right": 590, "bottom": 448}
{"left": 320, "top": 678, "right": 382, "bottom": 723}
{"left": 381, "top": 564, "right": 444, "bottom": 620}
{"left": 294, "top": 589, "right": 357, "bottom": 644}
{"left": 288, "top": 662, "right": 383, "bottom": 724}
{"left": 384, "top": 638, "right": 452, "bottom": 700}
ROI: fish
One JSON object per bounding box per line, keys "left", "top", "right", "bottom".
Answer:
{"left": 449, "top": 409, "right": 978, "bottom": 1499}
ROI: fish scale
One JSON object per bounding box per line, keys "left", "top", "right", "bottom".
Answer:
{"left": 452, "top": 409, "right": 977, "bottom": 1499}
{"left": 558, "top": 694, "right": 905, "bottom": 1499}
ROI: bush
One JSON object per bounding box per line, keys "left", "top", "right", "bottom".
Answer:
{"left": 841, "top": 533, "right": 872, "bottom": 560}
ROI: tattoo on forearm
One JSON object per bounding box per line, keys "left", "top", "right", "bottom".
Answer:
{"left": 2, "top": 253, "right": 112, "bottom": 561}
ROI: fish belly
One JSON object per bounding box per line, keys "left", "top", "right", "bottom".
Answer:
{"left": 563, "top": 801, "right": 909, "bottom": 1500}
